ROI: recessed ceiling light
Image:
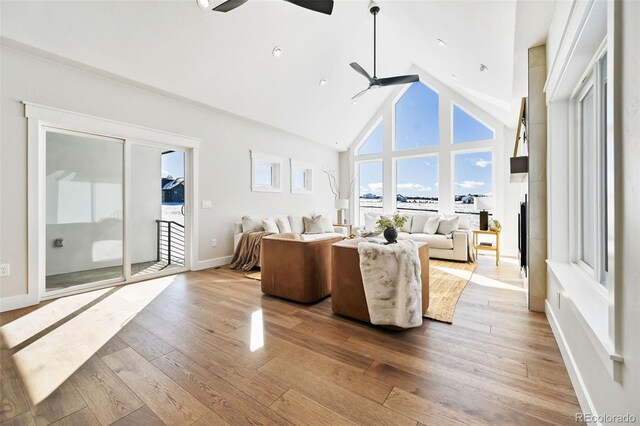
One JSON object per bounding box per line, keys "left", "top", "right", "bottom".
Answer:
{"left": 451, "top": 74, "right": 458, "bottom": 80}
{"left": 196, "top": 0, "right": 210, "bottom": 9}
{"left": 436, "top": 39, "right": 446, "bottom": 47}
{"left": 319, "top": 78, "right": 327, "bottom": 87}
{"left": 479, "top": 64, "right": 488, "bottom": 72}
{"left": 272, "top": 46, "right": 283, "bottom": 58}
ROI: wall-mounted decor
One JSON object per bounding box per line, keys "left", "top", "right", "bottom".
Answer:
{"left": 251, "top": 150, "right": 283, "bottom": 192}
{"left": 290, "top": 159, "right": 313, "bottom": 194}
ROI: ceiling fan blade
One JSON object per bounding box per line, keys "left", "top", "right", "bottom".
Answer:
{"left": 377, "top": 74, "right": 419, "bottom": 87}
{"left": 284, "top": 0, "right": 334, "bottom": 15}
{"left": 351, "top": 88, "right": 370, "bottom": 100}
{"left": 212, "top": 0, "right": 249, "bottom": 12}
{"left": 350, "top": 62, "right": 374, "bottom": 83}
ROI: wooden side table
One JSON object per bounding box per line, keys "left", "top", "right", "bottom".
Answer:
{"left": 472, "top": 230, "right": 500, "bottom": 265}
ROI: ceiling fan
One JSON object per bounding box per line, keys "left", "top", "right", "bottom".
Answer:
{"left": 350, "top": 3, "right": 419, "bottom": 100}
{"left": 204, "top": 0, "right": 334, "bottom": 15}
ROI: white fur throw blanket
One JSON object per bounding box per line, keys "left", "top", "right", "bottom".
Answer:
{"left": 358, "top": 240, "right": 423, "bottom": 328}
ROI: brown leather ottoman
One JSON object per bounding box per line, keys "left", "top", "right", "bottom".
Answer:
{"left": 261, "top": 233, "right": 344, "bottom": 303}
{"left": 330, "top": 239, "right": 430, "bottom": 324}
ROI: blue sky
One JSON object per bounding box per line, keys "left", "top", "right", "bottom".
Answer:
{"left": 162, "top": 151, "right": 184, "bottom": 179}
{"left": 358, "top": 82, "right": 493, "bottom": 199}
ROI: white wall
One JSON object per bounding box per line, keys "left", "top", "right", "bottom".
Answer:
{"left": 0, "top": 45, "right": 339, "bottom": 300}
{"left": 544, "top": 0, "right": 639, "bottom": 419}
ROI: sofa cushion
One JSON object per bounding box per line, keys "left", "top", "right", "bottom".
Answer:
{"left": 262, "top": 217, "right": 279, "bottom": 233}
{"left": 276, "top": 217, "right": 292, "bottom": 233}
{"left": 363, "top": 212, "right": 381, "bottom": 230}
{"left": 444, "top": 213, "right": 470, "bottom": 230}
{"left": 437, "top": 216, "right": 460, "bottom": 236}
{"left": 303, "top": 216, "right": 325, "bottom": 234}
{"left": 300, "top": 232, "right": 344, "bottom": 242}
{"left": 397, "top": 213, "right": 413, "bottom": 233}
{"left": 321, "top": 215, "right": 334, "bottom": 233}
{"left": 242, "top": 215, "right": 264, "bottom": 232}
{"left": 401, "top": 233, "right": 454, "bottom": 250}
{"left": 423, "top": 215, "right": 441, "bottom": 234}
{"left": 410, "top": 213, "right": 438, "bottom": 234}
{"left": 288, "top": 215, "right": 305, "bottom": 234}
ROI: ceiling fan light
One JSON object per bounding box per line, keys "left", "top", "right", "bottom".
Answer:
{"left": 196, "top": 0, "right": 210, "bottom": 9}
{"left": 272, "top": 47, "right": 283, "bottom": 58}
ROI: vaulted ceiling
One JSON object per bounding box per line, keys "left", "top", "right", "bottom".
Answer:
{"left": 0, "top": 0, "right": 556, "bottom": 149}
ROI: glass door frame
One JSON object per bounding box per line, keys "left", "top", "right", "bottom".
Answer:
{"left": 26, "top": 102, "right": 200, "bottom": 304}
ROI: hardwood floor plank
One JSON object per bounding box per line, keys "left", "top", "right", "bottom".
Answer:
{"left": 133, "top": 311, "right": 287, "bottom": 406}
{"left": 28, "top": 380, "right": 87, "bottom": 426}
{"left": 95, "top": 336, "right": 128, "bottom": 359}
{"left": 102, "top": 348, "right": 208, "bottom": 426}
{"left": 152, "top": 350, "right": 292, "bottom": 426}
{"left": 384, "top": 387, "right": 486, "bottom": 426}
{"left": 109, "top": 406, "right": 164, "bottom": 426}
{"left": 259, "top": 357, "right": 415, "bottom": 426}
{"left": 69, "top": 355, "right": 144, "bottom": 425}
{"left": 116, "top": 322, "right": 174, "bottom": 361}
{"left": 49, "top": 407, "right": 100, "bottom": 426}
{"left": 191, "top": 410, "right": 230, "bottom": 426}
{"left": 269, "top": 389, "right": 357, "bottom": 426}
{"left": 0, "top": 411, "right": 36, "bottom": 426}
{"left": 0, "top": 378, "right": 30, "bottom": 422}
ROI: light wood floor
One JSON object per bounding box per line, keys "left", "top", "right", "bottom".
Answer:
{"left": 0, "top": 255, "right": 580, "bottom": 425}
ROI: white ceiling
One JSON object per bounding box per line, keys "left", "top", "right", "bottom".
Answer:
{"left": 0, "top": 0, "right": 557, "bottom": 149}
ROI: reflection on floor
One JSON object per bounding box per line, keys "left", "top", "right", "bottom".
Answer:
{"left": 0, "top": 255, "right": 580, "bottom": 425}
{"left": 45, "top": 261, "right": 183, "bottom": 290}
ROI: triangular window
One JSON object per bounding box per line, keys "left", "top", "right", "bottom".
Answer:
{"left": 453, "top": 105, "right": 494, "bottom": 143}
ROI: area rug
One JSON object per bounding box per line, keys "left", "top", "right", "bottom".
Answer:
{"left": 245, "top": 271, "right": 261, "bottom": 281}
{"left": 423, "top": 259, "right": 476, "bottom": 323}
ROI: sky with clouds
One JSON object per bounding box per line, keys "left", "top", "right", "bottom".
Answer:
{"left": 357, "top": 82, "right": 493, "bottom": 199}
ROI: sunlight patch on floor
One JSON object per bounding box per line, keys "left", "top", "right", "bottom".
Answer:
{"left": 0, "top": 288, "right": 110, "bottom": 349}
{"left": 7, "top": 276, "right": 175, "bottom": 405}
{"left": 469, "top": 273, "right": 526, "bottom": 292}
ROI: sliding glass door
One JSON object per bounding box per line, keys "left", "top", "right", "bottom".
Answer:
{"left": 44, "top": 128, "right": 188, "bottom": 296}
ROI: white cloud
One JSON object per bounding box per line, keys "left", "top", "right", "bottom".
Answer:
{"left": 456, "top": 180, "right": 486, "bottom": 189}
{"left": 475, "top": 159, "right": 491, "bottom": 168}
{"left": 397, "top": 183, "right": 432, "bottom": 192}
{"left": 368, "top": 182, "right": 383, "bottom": 192}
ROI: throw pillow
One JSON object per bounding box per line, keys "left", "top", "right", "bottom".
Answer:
{"left": 364, "top": 212, "right": 380, "bottom": 230}
{"left": 444, "top": 213, "right": 470, "bottom": 230}
{"left": 303, "top": 216, "right": 325, "bottom": 234}
{"left": 241, "top": 215, "right": 264, "bottom": 232}
{"left": 320, "top": 215, "right": 334, "bottom": 233}
{"left": 398, "top": 213, "right": 413, "bottom": 233}
{"left": 276, "top": 217, "right": 292, "bottom": 233}
{"left": 422, "top": 215, "right": 441, "bottom": 234}
{"left": 262, "top": 217, "right": 279, "bottom": 233}
{"left": 288, "top": 215, "right": 305, "bottom": 234}
{"left": 436, "top": 216, "right": 460, "bottom": 236}
{"left": 410, "top": 214, "right": 430, "bottom": 234}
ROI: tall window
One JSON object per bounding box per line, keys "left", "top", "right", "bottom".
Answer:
{"left": 453, "top": 105, "right": 494, "bottom": 144}
{"left": 454, "top": 151, "right": 493, "bottom": 228}
{"left": 575, "top": 51, "right": 608, "bottom": 286}
{"left": 396, "top": 156, "right": 439, "bottom": 212}
{"left": 357, "top": 161, "right": 383, "bottom": 223}
{"left": 357, "top": 121, "right": 384, "bottom": 155}
{"left": 395, "top": 82, "right": 439, "bottom": 150}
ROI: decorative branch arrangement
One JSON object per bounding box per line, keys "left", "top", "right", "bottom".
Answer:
{"left": 322, "top": 166, "right": 356, "bottom": 200}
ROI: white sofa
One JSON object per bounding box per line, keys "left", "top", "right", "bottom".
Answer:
{"left": 358, "top": 212, "right": 473, "bottom": 262}
{"left": 233, "top": 214, "right": 345, "bottom": 251}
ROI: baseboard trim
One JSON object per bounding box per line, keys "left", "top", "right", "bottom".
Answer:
{"left": 0, "top": 293, "right": 39, "bottom": 313}
{"left": 192, "top": 256, "right": 233, "bottom": 271}
{"left": 545, "top": 299, "right": 599, "bottom": 423}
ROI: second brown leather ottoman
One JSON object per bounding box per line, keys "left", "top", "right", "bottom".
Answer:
{"left": 330, "top": 239, "right": 430, "bottom": 324}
